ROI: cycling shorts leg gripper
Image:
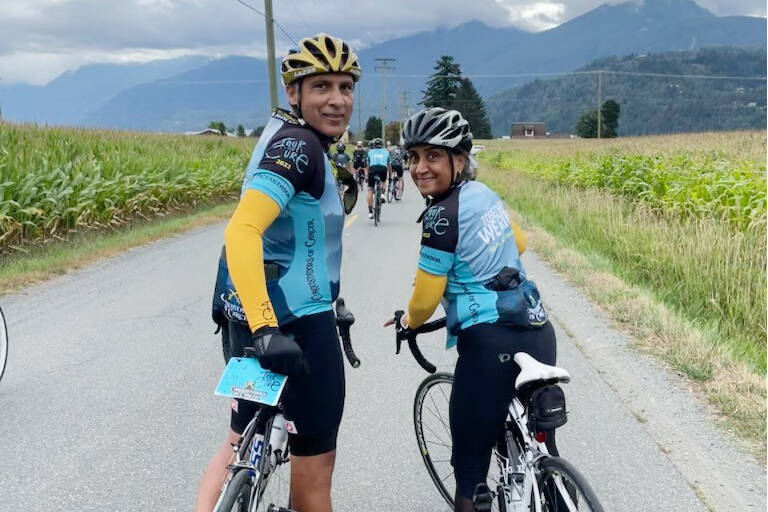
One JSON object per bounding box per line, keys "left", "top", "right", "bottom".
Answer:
{"left": 450, "top": 321, "right": 556, "bottom": 499}
{"left": 281, "top": 310, "right": 345, "bottom": 456}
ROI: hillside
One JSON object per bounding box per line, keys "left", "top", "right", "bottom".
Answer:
{"left": 486, "top": 47, "right": 767, "bottom": 136}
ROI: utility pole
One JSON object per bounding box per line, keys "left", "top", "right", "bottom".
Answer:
{"left": 398, "top": 89, "right": 409, "bottom": 141}
{"left": 264, "top": 0, "right": 279, "bottom": 111}
{"left": 596, "top": 70, "right": 603, "bottom": 139}
{"left": 374, "top": 58, "right": 395, "bottom": 141}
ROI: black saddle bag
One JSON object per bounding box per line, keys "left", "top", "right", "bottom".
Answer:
{"left": 528, "top": 384, "right": 568, "bottom": 432}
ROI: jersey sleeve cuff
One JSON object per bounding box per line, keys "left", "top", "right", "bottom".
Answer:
{"left": 245, "top": 170, "right": 295, "bottom": 210}
{"left": 418, "top": 245, "right": 453, "bottom": 275}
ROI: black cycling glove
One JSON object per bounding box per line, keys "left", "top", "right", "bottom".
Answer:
{"left": 247, "top": 326, "right": 305, "bottom": 376}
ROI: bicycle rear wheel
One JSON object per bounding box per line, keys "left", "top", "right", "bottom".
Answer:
{"left": 374, "top": 181, "right": 381, "bottom": 226}
{"left": 536, "top": 456, "right": 604, "bottom": 512}
{"left": 386, "top": 180, "right": 394, "bottom": 203}
{"left": 0, "top": 306, "right": 8, "bottom": 382}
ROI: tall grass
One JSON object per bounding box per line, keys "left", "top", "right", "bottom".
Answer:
{"left": 0, "top": 122, "right": 254, "bottom": 253}
{"left": 477, "top": 132, "right": 767, "bottom": 374}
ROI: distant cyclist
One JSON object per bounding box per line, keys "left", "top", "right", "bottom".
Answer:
{"left": 333, "top": 142, "right": 352, "bottom": 178}
{"left": 390, "top": 144, "right": 405, "bottom": 199}
{"left": 352, "top": 140, "right": 367, "bottom": 186}
{"left": 197, "top": 33, "right": 361, "bottom": 512}
{"left": 365, "top": 138, "right": 391, "bottom": 219}
{"left": 386, "top": 108, "right": 560, "bottom": 512}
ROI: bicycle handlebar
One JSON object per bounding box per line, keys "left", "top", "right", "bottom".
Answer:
{"left": 393, "top": 312, "right": 446, "bottom": 374}
{"left": 335, "top": 298, "right": 360, "bottom": 368}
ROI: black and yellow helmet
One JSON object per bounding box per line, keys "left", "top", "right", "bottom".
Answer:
{"left": 281, "top": 33, "right": 362, "bottom": 86}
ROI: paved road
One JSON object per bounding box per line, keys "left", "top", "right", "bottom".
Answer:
{"left": 0, "top": 174, "right": 763, "bottom": 511}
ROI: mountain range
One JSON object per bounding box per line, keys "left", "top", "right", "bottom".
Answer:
{"left": 1, "top": 0, "right": 765, "bottom": 135}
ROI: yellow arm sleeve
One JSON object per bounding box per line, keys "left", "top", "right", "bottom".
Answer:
{"left": 406, "top": 269, "right": 448, "bottom": 329}
{"left": 511, "top": 219, "right": 527, "bottom": 255}
{"left": 224, "top": 189, "right": 282, "bottom": 333}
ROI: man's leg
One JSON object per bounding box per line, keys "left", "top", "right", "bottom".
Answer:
{"left": 289, "top": 451, "right": 336, "bottom": 512}
{"left": 194, "top": 429, "right": 240, "bottom": 512}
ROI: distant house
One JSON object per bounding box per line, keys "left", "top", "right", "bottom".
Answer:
{"left": 511, "top": 122, "right": 547, "bottom": 138}
{"left": 185, "top": 128, "right": 222, "bottom": 136}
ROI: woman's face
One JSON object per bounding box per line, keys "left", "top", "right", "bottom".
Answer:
{"left": 408, "top": 145, "right": 466, "bottom": 197}
{"left": 286, "top": 73, "right": 354, "bottom": 138}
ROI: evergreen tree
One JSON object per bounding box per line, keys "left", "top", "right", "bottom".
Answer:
{"left": 601, "top": 99, "right": 621, "bottom": 138}
{"left": 575, "top": 109, "right": 598, "bottom": 138}
{"left": 364, "top": 116, "right": 382, "bottom": 140}
{"left": 422, "top": 56, "right": 462, "bottom": 108}
{"left": 456, "top": 78, "right": 492, "bottom": 139}
{"left": 575, "top": 100, "right": 621, "bottom": 138}
{"left": 236, "top": 124, "right": 246, "bottom": 137}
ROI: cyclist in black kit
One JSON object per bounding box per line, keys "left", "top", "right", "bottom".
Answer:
{"left": 352, "top": 140, "right": 367, "bottom": 186}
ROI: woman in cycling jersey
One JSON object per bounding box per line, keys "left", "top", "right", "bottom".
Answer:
{"left": 196, "top": 33, "right": 361, "bottom": 512}
{"left": 389, "top": 108, "right": 560, "bottom": 512}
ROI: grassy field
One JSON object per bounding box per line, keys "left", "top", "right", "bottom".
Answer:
{"left": 476, "top": 131, "right": 766, "bottom": 448}
{"left": 0, "top": 122, "right": 255, "bottom": 255}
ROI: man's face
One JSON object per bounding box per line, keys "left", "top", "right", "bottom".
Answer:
{"left": 286, "top": 73, "right": 355, "bottom": 138}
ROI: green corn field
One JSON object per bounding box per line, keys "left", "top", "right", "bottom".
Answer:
{"left": 477, "top": 131, "right": 766, "bottom": 373}
{"left": 0, "top": 122, "right": 254, "bottom": 253}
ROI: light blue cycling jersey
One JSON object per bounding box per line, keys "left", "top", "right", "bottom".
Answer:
{"left": 366, "top": 148, "right": 390, "bottom": 167}
{"left": 214, "top": 109, "right": 344, "bottom": 327}
{"left": 417, "top": 181, "right": 547, "bottom": 344}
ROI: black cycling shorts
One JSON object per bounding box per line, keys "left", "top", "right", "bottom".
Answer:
{"left": 392, "top": 164, "right": 403, "bottom": 177}
{"left": 225, "top": 310, "right": 345, "bottom": 456}
{"left": 367, "top": 165, "right": 387, "bottom": 188}
{"left": 450, "top": 321, "right": 558, "bottom": 499}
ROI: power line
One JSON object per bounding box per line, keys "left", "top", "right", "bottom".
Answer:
{"left": 235, "top": 0, "right": 297, "bottom": 46}
{"left": 385, "top": 71, "right": 766, "bottom": 81}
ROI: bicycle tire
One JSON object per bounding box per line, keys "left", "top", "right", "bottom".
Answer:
{"left": 386, "top": 180, "right": 394, "bottom": 203}
{"left": 252, "top": 415, "right": 291, "bottom": 512}
{"left": 536, "top": 456, "right": 604, "bottom": 512}
{"left": 216, "top": 468, "right": 253, "bottom": 512}
{"left": 0, "top": 306, "right": 8, "bottom": 382}
{"left": 374, "top": 180, "right": 381, "bottom": 226}
{"left": 414, "top": 372, "right": 514, "bottom": 512}
{"left": 414, "top": 372, "right": 455, "bottom": 508}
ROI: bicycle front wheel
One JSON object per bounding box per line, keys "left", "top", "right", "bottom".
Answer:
{"left": 536, "top": 456, "right": 604, "bottom": 512}
{"left": 252, "top": 416, "right": 291, "bottom": 512}
{"left": 414, "top": 372, "right": 455, "bottom": 508}
{"left": 216, "top": 469, "right": 253, "bottom": 512}
{"left": 0, "top": 306, "right": 8, "bottom": 382}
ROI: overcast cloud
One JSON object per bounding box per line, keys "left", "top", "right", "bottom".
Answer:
{"left": 1, "top": 0, "right": 765, "bottom": 85}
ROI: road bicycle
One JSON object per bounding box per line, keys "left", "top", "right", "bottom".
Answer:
{"left": 355, "top": 166, "right": 366, "bottom": 189}
{"left": 214, "top": 299, "right": 359, "bottom": 512}
{"left": 372, "top": 175, "right": 383, "bottom": 226}
{"left": 0, "top": 305, "right": 7, "bottom": 383}
{"left": 395, "top": 315, "right": 604, "bottom": 512}
{"left": 386, "top": 174, "right": 401, "bottom": 203}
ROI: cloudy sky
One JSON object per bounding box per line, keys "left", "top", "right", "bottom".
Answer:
{"left": 1, "top": 0, "right": 765, "bottom": 85}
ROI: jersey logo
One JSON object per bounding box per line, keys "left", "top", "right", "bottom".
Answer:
{"left": 423, "top": 206, "right": 450, "bottom": 235}
{"left": 477, "top": 202, "right": 510, "bottom": 245}
{"left": 265, "top": 137, "right": 310, "bottom": 173}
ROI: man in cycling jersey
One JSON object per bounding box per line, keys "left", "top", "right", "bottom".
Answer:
{"left": 333, "top": 142, "right": 352, "bottom": 178}
{"left": 197, "top": 33, "right": 361, "bottom": 512}
{"left": 352, "top": 140, "right": 367, "bottom": 185}
{"left": 390, "top": 144, "right": 405, "bottom": 198}
{"left": 387, "top": 108, "right": 560, "bottom": 512}
{"left": 365, "top": 137, "right": 390, "bottom": 218}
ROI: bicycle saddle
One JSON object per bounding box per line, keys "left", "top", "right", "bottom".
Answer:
{"left": 514, "top": 352, "right": 570, "bottom": 390}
